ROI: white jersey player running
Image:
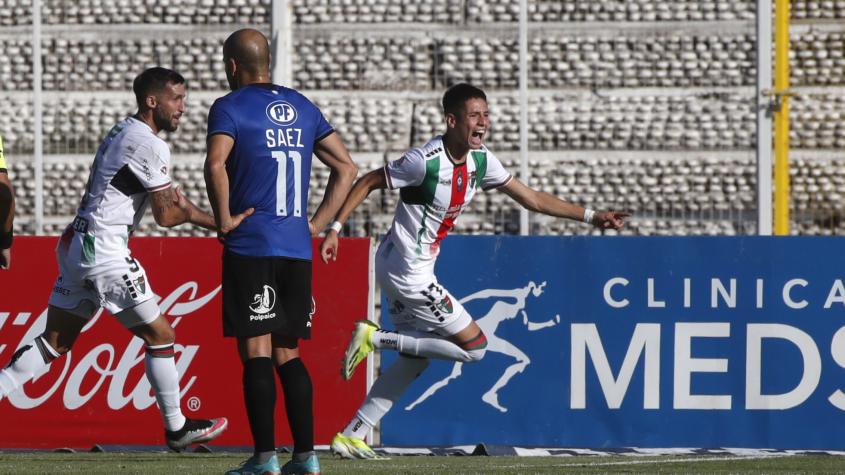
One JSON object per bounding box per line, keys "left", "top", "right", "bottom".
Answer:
{"left": 51, "top": 115, "right": 177, "bottom": 318}
{"left": 376, "top": 134, "right": 512, "bottom": 337}
{"left": 0, "top": 67, "right": 251, "bottom": 451}
{"left": 320, "top": 83, "right": 630, "bottom": 459}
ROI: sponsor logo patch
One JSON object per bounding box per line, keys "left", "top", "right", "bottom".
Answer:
{"left": 266, "top": 101, "right": 298, "bottom": 126}
{"left": 249, "top": 285, "right": 277, "bottom": 321}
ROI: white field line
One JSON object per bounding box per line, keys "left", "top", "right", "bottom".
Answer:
{"left": 535, "top": 454, "right": 794, "bottom": 468}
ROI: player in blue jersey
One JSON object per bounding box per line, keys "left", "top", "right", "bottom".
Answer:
{"left": 205, "top": 29, "right": 358, "bottom": 475}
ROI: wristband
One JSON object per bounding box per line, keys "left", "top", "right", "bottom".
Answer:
{"left": 328, "top": 221, "right": 343, "bottom": 234}
{"left": 582, "top": 208, "right": 596, "bottom": 225}
{"left": 0, "top": 229, "right": 12, "bottom": 250}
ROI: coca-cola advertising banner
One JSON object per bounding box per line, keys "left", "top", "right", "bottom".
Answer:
{"left": 0, "top": 237, "right": 372, "bottom": 449}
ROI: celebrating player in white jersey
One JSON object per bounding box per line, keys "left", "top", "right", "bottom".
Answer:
{"left": 321, "top": 83, "right": 629, "bottom": 459}
{"left": 0, "top": 67, "right": 252, "bottom": 451}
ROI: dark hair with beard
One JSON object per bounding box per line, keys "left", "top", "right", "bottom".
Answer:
{"left": 133, "top": 67, "right": 185, "bottom": 110}
{"left": 442, "top": 83, "right": 487, "bottom": 116}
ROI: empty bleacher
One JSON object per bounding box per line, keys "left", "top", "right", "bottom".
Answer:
{"left": 1, "top": 0, "right": 844, "bottom": 236}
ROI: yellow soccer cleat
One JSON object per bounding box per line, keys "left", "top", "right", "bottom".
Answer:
{"left": 330, "top": 432, "right": 387, "bottom": 460}
{"left": 341, "top": 320, "right": 378, "bottom": 380}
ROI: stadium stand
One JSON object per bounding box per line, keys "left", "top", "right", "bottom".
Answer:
{"left": 2, "top": 31, "right": 844, "bottom": 91}
{"left": 4, "top": 92, "right": 844, "bottom": 155}
{"left": 2, "top": 0, "right": 844, "bottom": 236}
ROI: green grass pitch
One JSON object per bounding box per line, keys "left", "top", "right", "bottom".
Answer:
{"left": 1, "top": 452, "right": 844, "bottom": 474}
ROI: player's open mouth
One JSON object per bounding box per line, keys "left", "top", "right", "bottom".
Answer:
{"left": 471, "top": 130, "right": 485, "bottom": 145}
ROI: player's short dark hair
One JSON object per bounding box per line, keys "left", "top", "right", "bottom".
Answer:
{"left": 133, "top": 67, "right": 185, "bottom": 108}
{"left": 442, "top": 83, "right": 487, "bottom": 116}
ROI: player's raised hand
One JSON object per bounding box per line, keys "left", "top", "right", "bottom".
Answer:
{"left": 593, "top": 210, "right": 630, "bottom": 230}
{"left": 320, "top": 231, "right": 339, "bottom": 263}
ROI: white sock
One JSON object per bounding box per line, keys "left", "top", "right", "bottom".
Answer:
{"left": 343, "top": 356, "right": 429, "bottom": 439}
{"left": 145, "top": 343, "right": 186, "bottom": 432}
{"left": 0, "top": 336, "right": 58, "bottom": 398}
{"left": 373, "top": 330, "right": 472, "bottom": 361}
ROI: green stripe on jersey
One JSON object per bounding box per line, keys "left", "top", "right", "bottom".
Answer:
{"left": 82, "top": 234, "right": 96, "bottom": 265}
{"left": 416, "top": 206, "right": 430, "bottom": 255}
{"left": 399, "top": 156, "right": 441, "bottom": 205}
{"left": 471, "top": 150, "right": 487, "bottom": 189}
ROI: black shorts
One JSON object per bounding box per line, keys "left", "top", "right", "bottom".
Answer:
{"left": 222, "top": 251, "right": 312, "bottom": 339}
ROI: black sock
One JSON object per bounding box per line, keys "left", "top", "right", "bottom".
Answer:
{"left": 243, "top": 357, "right": 276, "bottom": 454}
{"left": 277, "top": 358, "right": 313, "bottom": 454}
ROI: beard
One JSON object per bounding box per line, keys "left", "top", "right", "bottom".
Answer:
{"left": 154, "top": 110, "right": 178, "bottom": 132}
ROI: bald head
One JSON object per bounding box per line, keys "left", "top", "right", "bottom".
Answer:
{"left": 223, "top": 29, "right": 271, "bottom": 89}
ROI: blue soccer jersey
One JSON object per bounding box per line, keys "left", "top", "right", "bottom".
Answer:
{"left": 207, "top": 84, "right": 333, "bottom": 259}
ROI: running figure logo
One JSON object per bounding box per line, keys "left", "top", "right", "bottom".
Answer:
{"left": 249, "top": 285, "right": 276, "bottom": 314}
{"left": 405, "top": 281, "right": 560, "bottom": 413}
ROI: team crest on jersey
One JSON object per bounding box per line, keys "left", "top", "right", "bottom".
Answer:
{"left": 456, "top": 174, "right": 464, "bottom": 193}
{"left": 436, "top": 296, "right": 454, "bottom": 314}
{"left": 134, "top": 276, "right": 146, "bottom": 294}
{"left": 266, "top": 101, "right": 298, "bottom": 126}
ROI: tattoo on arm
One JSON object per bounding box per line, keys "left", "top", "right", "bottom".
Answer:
{"left": 151, "top": 188, "right": 174, "bottom": 209}
{"left": 150, "top": 188, "right": 186, "bottom": 226}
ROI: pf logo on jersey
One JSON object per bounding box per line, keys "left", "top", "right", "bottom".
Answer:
{"left": 266, "top": 101, "right": 297, "bottom": 126}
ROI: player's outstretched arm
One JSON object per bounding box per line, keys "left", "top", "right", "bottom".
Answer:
{"left": 319, "top": 167, "right": 386, "bottom": 263}
{"left": 150, "top": 185, "right": 253, "bottom": 231}
{"left": 311, "top": 132, "right": 358, "bottom": 235}
{"left": 174, "top": 186, "right": 252, "bottom": 231}
{"left": 498, "top": 177, "right": 629, "bottom": 230}
{"left": 0, "top": 172, "right": 15, "bottom": 270}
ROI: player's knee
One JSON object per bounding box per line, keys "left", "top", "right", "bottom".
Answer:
{"left": 155, "top": 325, "right": 176, "bottom": 346}
{"left": 459, "top": 329, "right": 488, "bottom": 363}
{"left": 142, "top": 319, "right": 176, "bottom": 347}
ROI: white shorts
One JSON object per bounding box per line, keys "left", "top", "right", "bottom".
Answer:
{"left": 376, "top": 238, "right": 472, "bottom": 337}
{"left": 48, "top": 228, "right": 160, "bottom": 328}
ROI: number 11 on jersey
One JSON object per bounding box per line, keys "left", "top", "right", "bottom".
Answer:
{"left": 272, "top": 150, "right": 302, "bottom": 217}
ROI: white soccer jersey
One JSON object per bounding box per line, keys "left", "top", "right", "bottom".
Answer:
{"left": 72, "top": 116, "right": 172, "bottom": 265}
{"left": 383, "top": 135, "right": 512, "bottom": 264}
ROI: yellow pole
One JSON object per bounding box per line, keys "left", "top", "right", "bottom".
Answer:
{"left": 774, "top": 0, "right": 790, "bottom": 235}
